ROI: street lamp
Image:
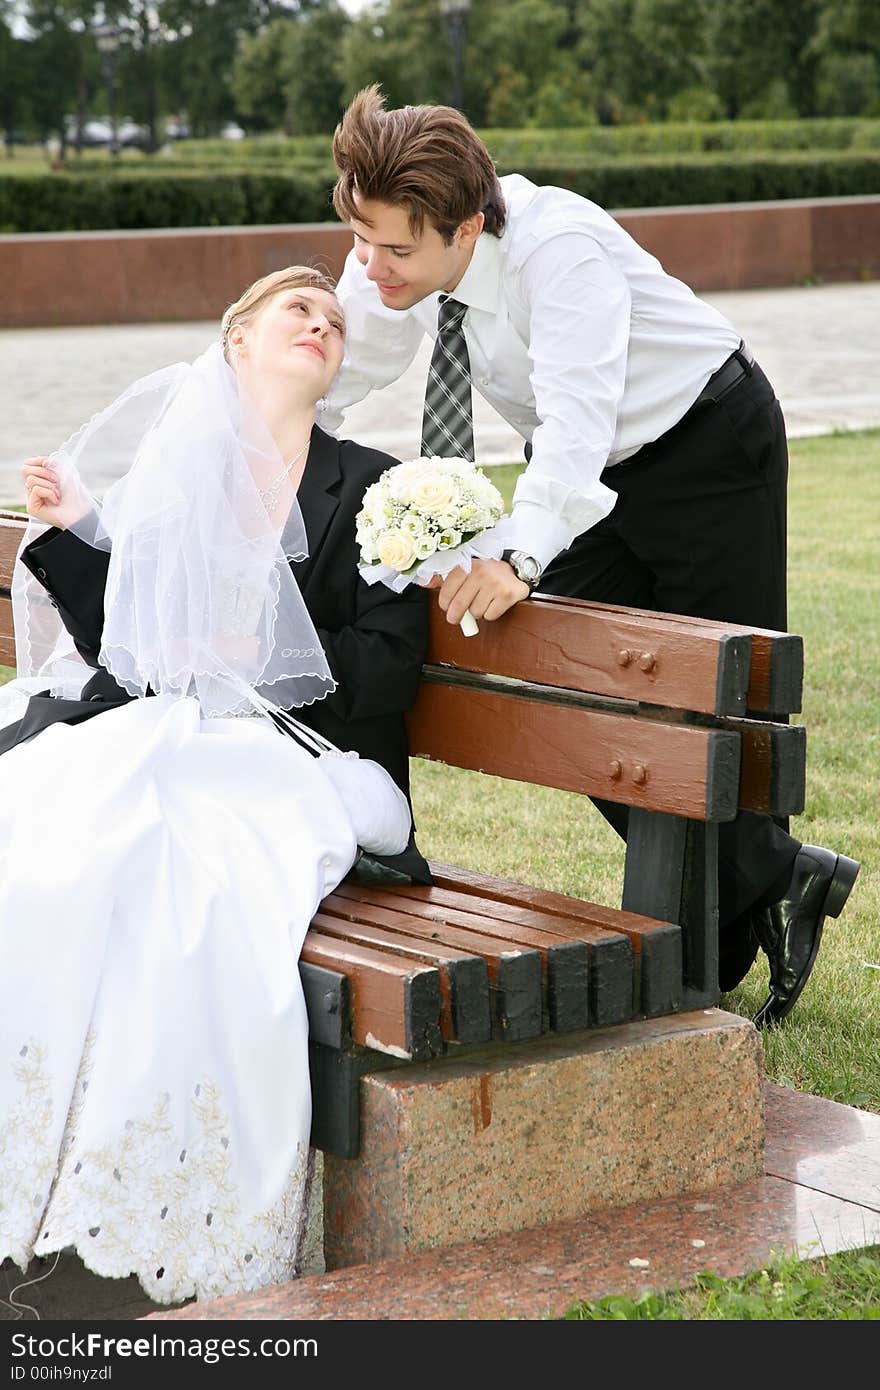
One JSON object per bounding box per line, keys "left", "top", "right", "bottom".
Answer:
{"left": 439, "top": 0, "right": 470, "bottom": 112}
{"left": 95, "top": 23, "right": 122, "bottom": 156}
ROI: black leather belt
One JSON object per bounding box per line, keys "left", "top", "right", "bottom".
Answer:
{"left": 689, "top": 340, "right": 755, "bottom": 411}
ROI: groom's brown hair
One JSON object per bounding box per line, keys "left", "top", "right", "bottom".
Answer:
{"left": 332, "top": 85, "right": 506, "bottom": 243}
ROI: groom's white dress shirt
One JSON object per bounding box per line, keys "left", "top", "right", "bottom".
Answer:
{"left": 325, "top": 174, "right": 741, "bottom": 568}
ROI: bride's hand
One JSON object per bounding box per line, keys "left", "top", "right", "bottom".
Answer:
{"left": 21, "top": 456, "right": 83, "bottom": 529}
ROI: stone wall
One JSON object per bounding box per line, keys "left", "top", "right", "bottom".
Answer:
{"left": 3, "top": 196, "right": 878, "bottom": 328}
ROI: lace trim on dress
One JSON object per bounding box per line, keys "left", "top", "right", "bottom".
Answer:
{"left": 0, "top": 1035, "right": 311, "bottom": 1307}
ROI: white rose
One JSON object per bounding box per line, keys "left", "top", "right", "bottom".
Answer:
{"left": 408, "top": 471, "right": 460, "bottom": 513}
{"left": 387, "top": 461, "right": 425, "bottom": 503}
{"left": 376, "top": 528, "right": 418, "bottom": 571}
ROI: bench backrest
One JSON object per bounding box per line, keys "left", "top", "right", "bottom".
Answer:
{"left": 407, "top": 595, "right": 805, "bottom": 824}
{"left": 0, "top": 509, "right": 806, "bottom": 825}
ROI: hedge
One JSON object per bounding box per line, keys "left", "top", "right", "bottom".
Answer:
{"left": 151, "top": 117, "right": 880, "bottom": 165}
{"left": 3, "top": 151, "right": 880, "bottom": 233}
{"left": 0, "top": 169, "right": 335, "bottom": 233}
{"left": 495, "top": 150, "right": 880, "bottom": 208}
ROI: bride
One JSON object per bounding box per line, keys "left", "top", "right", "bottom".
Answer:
{"left": 0, "top": 267, "right": 428, "bottom": 1307}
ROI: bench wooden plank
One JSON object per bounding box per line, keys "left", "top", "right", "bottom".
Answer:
{"left": 535, "top": 594, "right": 803, "bottom": 716}
{"left": 333, "top": 880, "right": 630, "bottom": 1030}
{"left": 310, "top": 909, "right": 491, "bottom": 1046}
{"left": 320, "top": 892, "right": 543, "bottom": 1043}
{"left": 733, "top": 718, "right": 806, "bottom": 817}
{"left": 0, "top": 596, "right": 15, "bottom": 667}
{"left": 331, "top": 882, "right": 593, "bottom": 1031}
{"left": 407, "top": 683, "right": 742, "bottom": 821}
{"left": 425, "top": 863, "right": 682, "bottom": 1020}
{"left": 423, "top": 593, "right": 751, "bottom": 716}
{"left": 633, "top": 702, "right": 805, "bottom": 817}
{"left": 300, "top": 931, "right": 443, "bottom": 1061}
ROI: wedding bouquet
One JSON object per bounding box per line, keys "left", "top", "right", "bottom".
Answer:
{"left": 356, "top": 456, "right": 506, "bottom": 636}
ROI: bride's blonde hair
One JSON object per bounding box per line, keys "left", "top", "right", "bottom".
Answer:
{"left": 221, "top": 266, "right": 339, "bottom": 361}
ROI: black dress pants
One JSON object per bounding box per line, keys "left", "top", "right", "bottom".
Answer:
{"left": 539, "top": 356, "right": 801, "bottom": 990}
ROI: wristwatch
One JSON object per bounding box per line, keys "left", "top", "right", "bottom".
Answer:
{"left": 502, "top": 549, "right": 543, "bottom": 592}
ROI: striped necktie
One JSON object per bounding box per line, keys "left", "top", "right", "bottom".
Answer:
{"left": 420, "top": 295, "right": 475, "bottom": 461}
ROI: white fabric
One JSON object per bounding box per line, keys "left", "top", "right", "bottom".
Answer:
{"left": 10, "top": 343, "right": 335, "bottom": 722}
{"left": 0, "top": 695, "right": 410, "bottom": 1305}
{"left": 325, "top": 173, "right": 742, "bottom": 568}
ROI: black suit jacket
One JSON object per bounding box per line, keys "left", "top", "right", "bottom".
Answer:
{"left": 8, "top": 425, "right": 432, "bottom": 881}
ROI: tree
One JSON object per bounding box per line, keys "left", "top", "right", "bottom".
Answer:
{"left": 234, "top": 3, "right": 349, "bottom": 135}
{"left": 233, "top": 15, "right": 293, "bottom": 131}
{"left": 0, "top": 18, "right": 30, "bottom": 153}
{"left": 705, "top": 0, "right": 823, "bottom": 119}
{"left": 282, "top": 2, "right": 349, "bottom": 134}
{"left": 340, "top": 0, "right": 456, "bottom": 114}
{"left": 157, "top": 0, "right": 291, "bottom": 136}
{"left": 21, "top": 1, "right": 94, "bottom": 154}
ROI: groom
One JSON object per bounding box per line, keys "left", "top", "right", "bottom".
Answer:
{"left": 321, "top": 85, "right": 860, "bottom": 1027}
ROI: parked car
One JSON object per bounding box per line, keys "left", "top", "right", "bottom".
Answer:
{"left": 164, "top": 116, "right": 192, "bottom": 141}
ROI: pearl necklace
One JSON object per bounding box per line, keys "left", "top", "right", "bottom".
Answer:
{"left": 258, "top": 437, "right": 310, "bottom": 513}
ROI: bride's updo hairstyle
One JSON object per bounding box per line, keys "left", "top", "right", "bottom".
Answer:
{"left": 221, "top": 265, "right": 339, "bottom": 363}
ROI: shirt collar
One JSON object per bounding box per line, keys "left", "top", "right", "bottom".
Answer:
{"left": 445, "top": 231, "right": 502, "bottom": 314}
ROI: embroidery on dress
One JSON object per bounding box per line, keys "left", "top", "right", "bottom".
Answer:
{"left": 1, "top": 1037, "right": 311, "bottom": 1305}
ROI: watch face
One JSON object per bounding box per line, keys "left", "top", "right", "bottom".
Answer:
{"left": 521, "top": 556, "right": 541, "bottom": 583}
{"left": 510, "top": 552, "right": 540, "bottom": 585}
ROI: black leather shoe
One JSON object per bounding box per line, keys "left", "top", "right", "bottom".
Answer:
{"left": 752, "top": 844, "right": 860, "bottom": 1028}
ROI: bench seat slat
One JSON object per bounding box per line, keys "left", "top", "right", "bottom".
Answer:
{"left": 310, "top": 910, "right": 490, "bottom": 1046}
{"left": 428, "top": 862, "right": 683, "bottom": 1019}
{"left": 320, "top": 893, "right": 543, "bottom": 1042}
{"left": 334, "top": 881, "right": 633, "bottom": 1030}
{"left": 333, "top": 884, "right": 594, "bottom": 1034}
{"left": 300, "top": 931, "right": 443, "bottom": 1061}
{"left": 407, "top": 683, "right": 742, "bottom": 821}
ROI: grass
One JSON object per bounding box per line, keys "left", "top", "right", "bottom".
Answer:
{"left": 2, "top": 429, "right": 878, "bottom": 1318}
{"left": 566, "top": 1247, "right": 880, "bottom": 1319}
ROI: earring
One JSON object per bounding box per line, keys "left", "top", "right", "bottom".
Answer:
{"left": 317, "top": 396, "right": 328, "bottom": 413}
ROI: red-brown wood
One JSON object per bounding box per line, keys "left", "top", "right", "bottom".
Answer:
{"left": 407, "top": 682, "right": 732, "bottom": 820}
{"left": 0, "top": 513, "right": 25, "bottom": 589}
{"left": 537, "top": 594, "right": 799, "bottom": 715}
{"left": 331, "top": 880, "right": 601, "bottom": 964}
{"left": 424, "top": 595, "right": 743, "bottom": 716}
{"left": 0, "top": 598, "right": 15, "bottom": 667}
{"left": 310, "top": 909, "right": 484, "bottom": 1043}
{"left": 300, "top": 930, "right": 439, "bottom": 1059}
{"left": 322, "top": 890, "right": 543, "bottom": 980}
{"left": 428, "top": 862, "right": 676, "bottom": 958}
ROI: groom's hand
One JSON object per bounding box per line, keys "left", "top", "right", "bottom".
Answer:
{"left": 431, "top": 559, "right": 530, "bottom": 625}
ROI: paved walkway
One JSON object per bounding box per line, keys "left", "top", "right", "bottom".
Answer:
{"left": 1, "top": 282, "right": 879, "bottom": 505}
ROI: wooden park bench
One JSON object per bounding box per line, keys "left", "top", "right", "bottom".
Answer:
{"left": 0, "top": 510, "right": 805, "bottom": 1229}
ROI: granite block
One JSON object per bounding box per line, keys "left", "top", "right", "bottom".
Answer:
{"left": 323, "top": 1009, "right": 764, "bottom": 1268}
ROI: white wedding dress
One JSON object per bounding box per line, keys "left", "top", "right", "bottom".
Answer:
{"left": 0, "top": 691, "right": 410, "bottom": 1306}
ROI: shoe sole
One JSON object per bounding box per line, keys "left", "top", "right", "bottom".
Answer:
{"left": 754, "top": 852, "right": 861, "bottom": 1027}
{"left": 822, "top": 852, "right": 860, "bottom": 917}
